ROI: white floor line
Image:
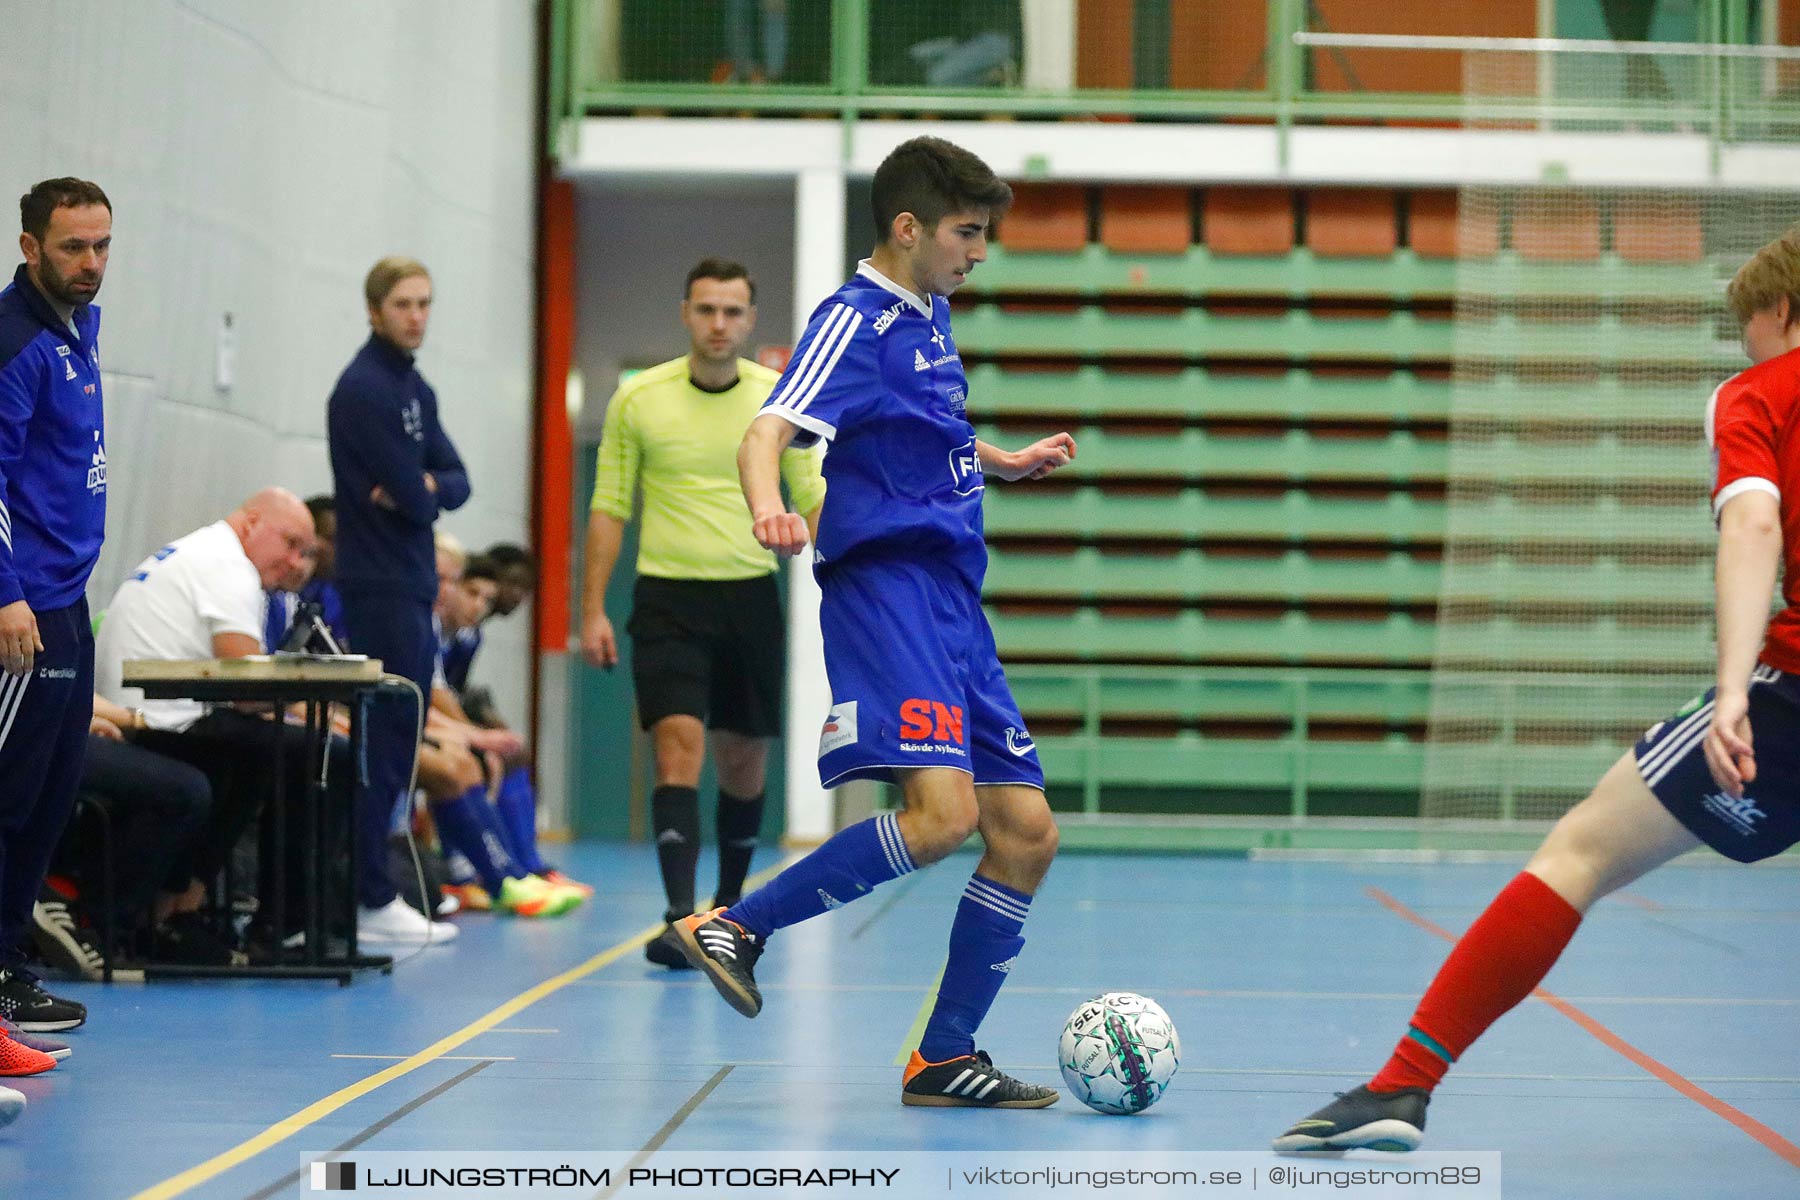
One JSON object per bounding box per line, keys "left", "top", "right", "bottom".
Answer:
{"left": 776, "top": 1064, "right": 1800, "bottom": 1086}
{"left": 564, "top": 978, "right": 1800, "bottom": 1005}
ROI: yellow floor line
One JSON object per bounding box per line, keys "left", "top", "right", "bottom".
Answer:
{"left": 892, "top": 962, "right": 946, "bottom": 1066}
{"left": 328, "top": 1054, "right": 516, "bottom": 1062}
{"left": 132, "top": 861, "right": 791, "bottom": 1200}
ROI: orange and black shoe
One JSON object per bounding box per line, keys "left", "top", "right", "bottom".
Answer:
{"left": 673, "top": 908, "right": 763, "bottom": 1017}
{"left": 901, "top": 1049, "right": 1059, "bottom": 1109}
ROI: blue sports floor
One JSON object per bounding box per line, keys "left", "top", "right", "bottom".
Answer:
{"left": 6, "top": 844, "right": 1799, "bottom": 1199}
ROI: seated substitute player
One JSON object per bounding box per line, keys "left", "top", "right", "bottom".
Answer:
{"left": 674, "top": 136, "right": 1077, "bottom": 1110}
{"left": 1274, "top": 227, "right": 1800, "bottom": 1152}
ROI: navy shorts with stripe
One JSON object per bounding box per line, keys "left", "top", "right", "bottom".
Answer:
{"left": 813, "top": 556, "right": 1043, "bottom": 792}
{"left": 1634, "top": 665, "right": 1800, "bottom": 863}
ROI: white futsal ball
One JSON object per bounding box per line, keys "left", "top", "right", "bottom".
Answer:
{"left": 1058, "top": 991, "right": 1180, "bottom": 1115}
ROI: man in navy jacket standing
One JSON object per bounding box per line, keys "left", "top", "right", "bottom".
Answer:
{"left": 328, "top": 256, "right": 469, "bottom": 945}
{"left": 0, "top": 178, "right": 113, "bottom": 1040}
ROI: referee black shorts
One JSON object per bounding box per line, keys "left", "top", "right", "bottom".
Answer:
{"left": 627, "top": 574, "right": 784, "bottom": 737}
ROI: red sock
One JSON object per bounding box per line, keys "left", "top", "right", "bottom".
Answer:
{"left": 1369, "top": 871, "right": 1582, "bottom": 1094}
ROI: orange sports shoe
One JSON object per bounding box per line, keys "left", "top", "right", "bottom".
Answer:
{"left": 441, "top": 883, "right": 492, "bottom": 912}
{"left": 539, "top": 870, "right": 594, "bottom": 898}
{"left": 0, "top": 1031, "right": 57, "bottom": 1077}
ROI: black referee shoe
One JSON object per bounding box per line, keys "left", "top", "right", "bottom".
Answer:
{"left": 901, "top": 1050, "right": 1059, "bottom": 1109}
{"left": 673, "top": 908, "right": 763, "bottom": 1017}
{"left": 644, "top": 924, "right": 695, "bottom": 970}
{"left": 1272, "top": 1085, "right": 1428, "bottom": 1152}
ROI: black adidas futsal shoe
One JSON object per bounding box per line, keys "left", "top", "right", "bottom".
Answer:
{"left": 674, "top": 908, "right": 763, "bottom": 1017}
{"left": 1272, "top": 1084, "right": 1428, "bottom": 1152}
{"left": 901, "top": 1049, "right": 1059, "bottom": 1109}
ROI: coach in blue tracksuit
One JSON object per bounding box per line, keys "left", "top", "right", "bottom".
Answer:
{"left": 327, "top": 256, "right": 469, "bottom": 939}
{"left": 0, "top": 179, "right": 112, "bottom": 1030}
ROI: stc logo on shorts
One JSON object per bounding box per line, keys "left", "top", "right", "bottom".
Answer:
{"left": 899, "top": 698, "right": 967, "bottom": 758}
{"left": 949, "top": 438, "right": 984, "bottom": 496}
{"left": 1702, "top": 790, "right": 1767, "bottom": 837}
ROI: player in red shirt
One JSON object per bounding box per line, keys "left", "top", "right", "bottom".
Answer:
{"left": 1274, "top": 227, "right": 1800, "bottom": 1152}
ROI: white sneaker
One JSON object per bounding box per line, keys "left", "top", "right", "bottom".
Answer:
{"left": 0, "top": 1085, "right": 23, "bottom": 1128}
{"left": 357, "top": 897, "right": 459, "bottom": 945}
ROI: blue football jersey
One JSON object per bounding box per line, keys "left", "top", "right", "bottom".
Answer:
{"left": 760, "top": 262, "right": 986, "bottom": 587}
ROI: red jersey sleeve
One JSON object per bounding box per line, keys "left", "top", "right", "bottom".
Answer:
{"left": 1709, "top": 378, "right": 1782, "bottom": 521}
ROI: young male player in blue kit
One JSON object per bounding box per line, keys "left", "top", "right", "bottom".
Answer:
{"left": 675, "top": 136, "right": 1078, "bottom": 1109}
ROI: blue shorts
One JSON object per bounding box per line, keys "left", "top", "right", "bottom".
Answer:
{"left": 1634, "top": 665, "right": 1800, "bottom": 863}
{"left": 813, "top": 557, "right": 1044, "bottom": 791}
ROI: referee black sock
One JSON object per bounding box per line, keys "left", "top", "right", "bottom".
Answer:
{"left": 651, "top": 785, "right": 701, "bottom": 924}
{"left": 714, "top": 789, "right": 766, "bottom": 908}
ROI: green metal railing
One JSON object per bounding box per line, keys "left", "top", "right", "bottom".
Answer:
{"left": 548, "top": 0, "right": 1796, "bottom": 161}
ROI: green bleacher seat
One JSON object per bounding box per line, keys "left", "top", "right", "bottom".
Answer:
{"left": 1420, "top": 674, "right": 1698, "bottom": 727}
{"left": 965, "top": 244, "right": 1458, "bottom": 301}
{"left": 986, "top": 549, "right": 1709, "bottom": 609}
{"left": 1452, "top": 374, "right": 1711, "bottom": 428}
{"left": 1470, "top": 252, "right": 1718, "bottom": 303}
{"left": 1431, "top": 615, "right": 1714, "bottom": 670}
{"left": 965, "top": 246, "right": 1717, "bottom": 306}
{"left": 982, "top": 488, "right": 1445, "bottom": 545}
{"left": 1455, "top": 314, "right": 1737, "bottom": 369}
{"left": 1033, "top": 734, "right": 1428, "bottom": 793}
{"left": 963, "top": 364, "right": 1452, "bottom": 423}
{"left": 1451, "top": 497, "right": 1713, "bottom": 547}
{"left": 973, "top": 425, "right": 1445, "bottom": 484}
{"left": 1006, "top": 671, "right": 1431, "bottom": 726}
{"left": 987, "top": 609, "right": 1436, "bottom": 666}
{"left": 984, "top": 548, "right": 1439, "bottom": 604}
{"left": 1440, "top": 433, "right": 1707, "bottom": 485}
{"left": 954, "top": 305, "right": 1454, "bottom": 362}
{"left": 1440, "top": 557, "right": 1713, "bottom": 606}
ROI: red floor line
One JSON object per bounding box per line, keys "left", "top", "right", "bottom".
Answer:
{"left": 1364, "top": 885, "right": 1800, "bottom": 1170}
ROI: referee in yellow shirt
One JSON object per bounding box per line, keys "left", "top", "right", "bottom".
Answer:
{"left": 581, "top": 258, "right": 825, "bottom": 967}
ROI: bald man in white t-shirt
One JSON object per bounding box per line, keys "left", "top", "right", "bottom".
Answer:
{"left": 93, "top": 489, "right": 382, "bottom": 950}
{"left": 97, "top": 488, "right": 313, "bottom": 728}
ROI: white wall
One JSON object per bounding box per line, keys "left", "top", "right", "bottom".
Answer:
{"left": 0, "top": 0, "right": 540, "bottom": 724}
{"left": 571, "top": 178, "right": 798, "bottom": 442}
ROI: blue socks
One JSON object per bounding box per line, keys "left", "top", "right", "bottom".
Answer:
{"left": 431, "top": 785, "right": 519, "bottom": 895}
{"left": 495, "top": 767, "right": 548, "bottom": 875}
{"left": 727, "top": 811, "right": 915, "bottom": 940}
{"left": 917, "top": 874, "right": 1031, "bottom": 1062}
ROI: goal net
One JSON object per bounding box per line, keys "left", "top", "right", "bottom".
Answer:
{"left": 1420, "top": 42, "right": 1798, "bottom": 821}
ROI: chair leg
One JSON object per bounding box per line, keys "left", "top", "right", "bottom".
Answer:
{"left": 71, "top": 795, "right": 117, "bottom": 983}
{"left": 94, "top": 800, "right": 116, "bottom": 983}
